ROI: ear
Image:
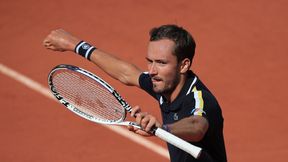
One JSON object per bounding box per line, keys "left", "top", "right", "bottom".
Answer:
{"left": 180, "top": 58, "right": 191, "bottom": 73}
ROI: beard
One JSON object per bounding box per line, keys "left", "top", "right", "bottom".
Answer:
{"left": 152, "top": 73, "right": 180, "bottom": 96}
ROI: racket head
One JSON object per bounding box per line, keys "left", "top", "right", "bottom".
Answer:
{"left": 48, "top": 64, "right": 130, "bottom": 125}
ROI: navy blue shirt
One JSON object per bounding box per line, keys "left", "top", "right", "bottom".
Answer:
{"left": 139, "top": 71, "right": 227, "bottom": 162}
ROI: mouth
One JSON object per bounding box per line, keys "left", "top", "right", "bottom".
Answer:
{"left": 151, "top": 77, "right": 162, "bottom": 83}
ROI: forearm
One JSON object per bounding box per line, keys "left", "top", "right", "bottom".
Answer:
{"left": 43, "top": 29, "right": 142, "bottom": 86}
{"left": 165, "top": 116, "right": 209, "bottom": 142}
{"left": 89, "top": 49, "right": 142, "bottom": 86}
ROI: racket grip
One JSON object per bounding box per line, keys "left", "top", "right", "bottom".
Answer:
{"left": 154, "top": 127, "right": 202, "bottom": 159}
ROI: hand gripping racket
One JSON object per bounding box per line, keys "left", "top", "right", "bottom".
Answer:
{"left": 48, "top": 64, "right": 202, "bottom": 159}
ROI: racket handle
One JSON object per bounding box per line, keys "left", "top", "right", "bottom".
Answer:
{"left": 154, "top": 127, "right": 202, "bottom": 159}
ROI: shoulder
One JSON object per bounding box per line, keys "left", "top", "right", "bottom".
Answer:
{"left": 184, "top": 83, "right": 223, "bottom": 119}
{"left": 138, "top": 72, "right": 152, "bottom": 89}
{"left": 138, "top": 72, "right": 159, "bottom": 100}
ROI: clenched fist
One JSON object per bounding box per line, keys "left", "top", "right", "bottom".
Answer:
{"left": 43, "top": 29, "right": 80, "bottom": 52}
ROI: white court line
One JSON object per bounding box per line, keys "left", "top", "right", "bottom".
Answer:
{"left": 0, "top": 63, "right": 169, "bottom": 159}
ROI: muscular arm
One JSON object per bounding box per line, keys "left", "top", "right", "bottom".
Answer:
{"left": 89, "top": 49, "right": 142, "bottom": 86}
{"left": 167, "top": 116, "right": 209, "bottom": 142}
{"left": 43, "top": 29, "right": 142, "bottom": 87}
{"left": 130, "top": 106, "right": 208, "bottom": 141}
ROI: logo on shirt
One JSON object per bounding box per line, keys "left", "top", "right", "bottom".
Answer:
{"left": 173, "top": 113, "right": 179, "bottom": 121}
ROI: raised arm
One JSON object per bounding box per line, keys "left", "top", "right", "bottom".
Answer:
{"left": 43, "top": 29, "right": 142, "bottom": 86}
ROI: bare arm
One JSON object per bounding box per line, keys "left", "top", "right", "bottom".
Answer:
{"left": 89, "top": 49, "right": 142, "bottom": 86}
{"left": 130, "top": 106, "right": 208, "bottom": 142}
{"left": 167, "top": 116, "right": 209, "bottom": 142}
{"left": 43, "top": 29, "right": 142, "bottom": 86}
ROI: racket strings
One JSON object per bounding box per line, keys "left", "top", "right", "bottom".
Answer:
{"left": 52, "top": 70, "right": 125, "bottom": 122}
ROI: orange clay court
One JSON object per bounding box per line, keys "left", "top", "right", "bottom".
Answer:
{"left": 0, "top": 0, "right": 287, "bottom": 162}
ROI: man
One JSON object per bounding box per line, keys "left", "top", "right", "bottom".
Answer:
{"left": 43, "top": 24, "right": 227, "bottom": 162}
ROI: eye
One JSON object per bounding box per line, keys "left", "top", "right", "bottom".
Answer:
{"left": 156, "top": 60, "right": 167, "bottom": 65}
{"left": 145, "top": 58, "right": 153, "bottom": 64}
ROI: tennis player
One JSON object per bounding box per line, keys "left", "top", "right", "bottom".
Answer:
{"left": 43, "top": 24, "right": 227, "bottom": 162}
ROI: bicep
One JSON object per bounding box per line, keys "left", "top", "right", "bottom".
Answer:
{"left": 121, "top": 64, "right": 142, "bottom": 87}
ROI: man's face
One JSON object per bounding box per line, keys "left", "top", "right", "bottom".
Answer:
{"left": 146, "top": 39, "right": 181, "bottom": 95}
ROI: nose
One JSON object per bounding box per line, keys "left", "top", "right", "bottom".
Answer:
{"left": 148, "top": 63, "right": 157, "bottom": 75}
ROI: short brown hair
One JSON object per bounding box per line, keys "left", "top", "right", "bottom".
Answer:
{"left": 149, "top": 24, "right": 196, "bottom": 62}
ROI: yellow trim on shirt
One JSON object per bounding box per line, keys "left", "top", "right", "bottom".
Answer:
{"left": 192, "top": 87, "right": 204, "bottom": 116}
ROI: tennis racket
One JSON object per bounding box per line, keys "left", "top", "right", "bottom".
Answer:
{"left": 48, "top": 64, "right": 202, "bottom": 159}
